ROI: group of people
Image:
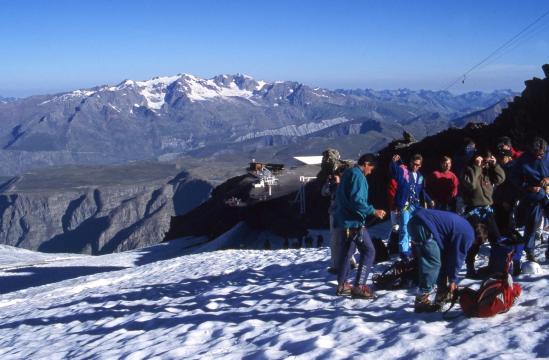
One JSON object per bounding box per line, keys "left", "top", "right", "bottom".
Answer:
{"left": 322, "top": 135, "right": 549, "bottom": 312}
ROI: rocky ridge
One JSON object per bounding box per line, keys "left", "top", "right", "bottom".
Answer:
{"left": 0, "top": 74, "right": 514, "bottom": 176}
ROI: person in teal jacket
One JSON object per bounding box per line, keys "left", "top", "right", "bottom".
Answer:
{"left": 334, "top": 153, "right": 386, "bottom": 299}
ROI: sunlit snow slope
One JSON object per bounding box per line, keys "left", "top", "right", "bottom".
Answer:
{"left": 0, "top": 231, "right": 548, "bottom": 359}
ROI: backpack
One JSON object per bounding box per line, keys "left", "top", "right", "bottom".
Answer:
{"left": 372, "top": 259, "right": 417, "bottom": 289}
{"left": 451, "top": 252, "right": 521, "bottom": 318}
{"left": 458, "top": 273, "right": 521, "bottom": 318}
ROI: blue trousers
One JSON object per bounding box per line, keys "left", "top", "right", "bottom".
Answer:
{"left": 398, "top": 205, "right": 416, "bottom": 259}
{"left": 408, "top": 216, "right": 443, "bottom": 293}
{"left": 337, "top": 228, "right": 376, "bottom": 287}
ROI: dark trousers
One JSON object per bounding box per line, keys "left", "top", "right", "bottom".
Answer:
{"left": 337, "top": 228, "right": 376, "bottom": 287}
{"left": 465, "top": 210, "right": 500, "bottom": 272}
{"left": 518, "top": 199, "right": 549, "bottom": 253}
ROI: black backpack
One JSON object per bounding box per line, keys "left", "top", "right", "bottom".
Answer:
{"left": 372, "top": 259, "right": 418, "bottom": 289}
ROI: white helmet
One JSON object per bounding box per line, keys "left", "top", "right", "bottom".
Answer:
{"left": 521, "top": 261, "right": 542, "bottom": 275}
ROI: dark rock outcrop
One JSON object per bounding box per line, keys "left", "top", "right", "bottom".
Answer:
{"left": 368, "top": 64, "right": 549, "bottom": 208}
{"left": 165, "top": 166, "right": 325, "bottom": 241}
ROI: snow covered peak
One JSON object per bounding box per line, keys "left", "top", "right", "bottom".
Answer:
{"left": 126, "top": 73, "right": 273, "bottom": 107}
{"left": 134, "top": 75, "right": 182, "bottom": 88}
{"left": 38, "top": 73, "right": 274, "bottom": 109}
{"left": 174, "top": 73, "right": 264, "bottom": 102}
{"left": 39, "top": 89, "right": 98, "bottom": 105}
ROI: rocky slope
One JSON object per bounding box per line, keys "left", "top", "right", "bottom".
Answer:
{"left": 0, "top": 160, "right": 214, "bottom": 254}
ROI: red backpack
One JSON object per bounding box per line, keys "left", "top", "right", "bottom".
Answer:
{"left": 455, "top": 252, "right": 522, "bottom": 318}
{"left": 458, "top": 273, "right": 522, "bottom": 318}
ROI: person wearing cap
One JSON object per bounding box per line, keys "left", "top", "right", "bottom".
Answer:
{"left": 408, "top": 208, "right": 474, "bottom": 312}
{"left": 334, "top": 153, "right": 386, "bottom": 299}
{"left": 321, "top": 163, "right": 357, "bottom": 273}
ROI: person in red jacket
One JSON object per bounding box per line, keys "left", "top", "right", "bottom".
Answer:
{"left": 427, "top": 156, "right": 459, "bottom": 212}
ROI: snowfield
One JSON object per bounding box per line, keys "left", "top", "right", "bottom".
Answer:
{"left": 0, "top": 231, "right": 548, "bottom": 359}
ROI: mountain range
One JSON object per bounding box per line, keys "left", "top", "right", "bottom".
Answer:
{"left": 0, "top": 74, "right": 515, "bottom": 176}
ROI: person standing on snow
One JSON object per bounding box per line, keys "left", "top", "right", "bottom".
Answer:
{"left": 321, "top": 163, "right": 357, "bottom": 273}
{"left": 390, "top": 153, "right": 433, "bottom": 262}
{"left": 407, "top": 208, "right": 474, "bottom": 312}
{"left": 510, "top": 137, "right": 549, "bottom": 263}
{"left": 334, "top": 153, "right": 386, "bottom": 299}
{"left": 461, "top": 150, "right": 506, "bottom": 277}
{"left": 427, "top": 156, "right": 459, "bottom": 212}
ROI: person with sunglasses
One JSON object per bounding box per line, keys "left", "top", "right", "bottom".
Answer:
{"left": 390, "top": 153, "right": 434, "bottom": 262}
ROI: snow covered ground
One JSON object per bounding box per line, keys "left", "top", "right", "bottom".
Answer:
{"left": 0, "top": 228, "right": 548, "bottom": 359}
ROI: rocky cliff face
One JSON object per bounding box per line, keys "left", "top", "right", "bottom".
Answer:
{"left": 0, "top": 161, "right": 214, "bottom": 254}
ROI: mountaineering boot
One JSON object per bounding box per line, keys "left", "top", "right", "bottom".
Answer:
{"left": 414, "top": 293, "right": 439, "bottom": 313}
{"left": 434, "top": 289, "right": 452, "bottom": 307}
{"left": 335, "top": 282, "right": 353, "bottom": 296}
{"left": 351, "top": 284, "right": 375, "bottom": 299}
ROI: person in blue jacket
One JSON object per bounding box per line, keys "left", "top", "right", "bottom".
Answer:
{"left": 334, "top": 153, "right": 386, "bottom": 299}
{"left": 510, "top": 137, "right": 549, "bottom": 263}
{"left": 407, "top": 208, "right": 474, "bottom": 312}
{"left": 390, "top": 153, "right": 434, "bottom": 261}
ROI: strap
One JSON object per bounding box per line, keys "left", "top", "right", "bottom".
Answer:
{"left": 476, "top": 280, "right": 505, "bottom": 304}
{"left": 464, "top": 205, "right": 494, "bottom": 221}
{"left": 442, "top": 287, "right": 465, "bottom": 320}
{"left": 503, "top": 252, "right": 513, "bottom": 274}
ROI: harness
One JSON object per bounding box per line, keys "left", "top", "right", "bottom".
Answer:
{"left": 464, "top": 205, "right": 494, "bottom": 221}
{"left": 407, "top": 172, "right": 423, "bottom": 207}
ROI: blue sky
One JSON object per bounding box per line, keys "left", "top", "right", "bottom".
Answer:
{"left": 1, "top": 0, "right": 548, "bottom": 97}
